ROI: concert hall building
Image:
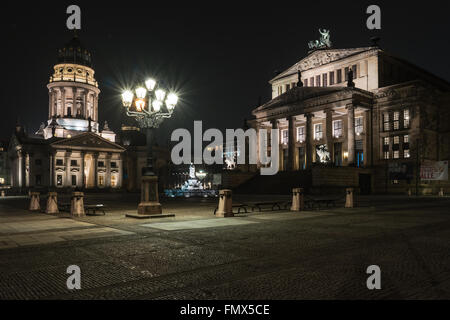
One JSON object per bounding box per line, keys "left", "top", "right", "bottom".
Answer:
{"left": 248, "top": 32, "right": 450, "bottom": 194}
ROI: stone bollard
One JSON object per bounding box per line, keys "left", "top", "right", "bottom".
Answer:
{"left": 216, "top": 189, "right": 233, "bottom": 217}
{"left": 71, "top": 191, "right": 85, "bottom": 217}
{"left": 46, "top": 192, "right": 59, "bottom": 214}
{"left": 29, "top": 192, "right": 40, "bottom": 211}
{"left": 407, "top": 188, "right": 412, "bottom": 196}
{"left": 1, "top": 190, "right": 5, "bottom": 197}
{"left": 345, "top": 188, "right": 354, "bottom": 208}
{"left": 439, "top": 188, "right": 444, "bottom": 197}
{"left": 291, "top": 188, "right": 304, "bottom": 211}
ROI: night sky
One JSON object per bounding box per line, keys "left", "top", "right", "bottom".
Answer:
{"left": 2, "top": 1, "right": 450, "bottom": 145}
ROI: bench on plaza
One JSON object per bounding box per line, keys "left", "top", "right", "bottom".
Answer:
{"left": 250, "top": 201, "right": 283, "bottom": 212}
{"left": 85, "top": 204, "right": 107, "bottom": 216}
{"left": 305, "top": 196, "right": 343, "bottom": 210}
{"left": 213, "top": 203, "right": 249, "bottom": 215}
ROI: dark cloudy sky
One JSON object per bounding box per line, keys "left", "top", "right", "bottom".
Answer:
{"left": 2, "top": 1, "right": 450, "bottom": 144}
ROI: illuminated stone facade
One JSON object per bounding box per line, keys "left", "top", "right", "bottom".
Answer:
{"left": 249, "top": 45, "right": 450, "bottom": 194}
{"left": 8, "top": 35, "right": 125, "bottom": 190}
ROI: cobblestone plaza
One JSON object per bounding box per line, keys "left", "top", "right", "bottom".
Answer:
{"left": 0, "top": 194, "right": 449, "bottom": 299}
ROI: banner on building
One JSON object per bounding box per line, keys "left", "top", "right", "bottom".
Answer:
{"left": 420, "top": 160, "right": 448, "bottom": 181}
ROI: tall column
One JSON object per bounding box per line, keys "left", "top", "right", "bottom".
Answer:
{"left": 106, "top": 153, "right": 112, "bottom": 187}
{"left": 17, "top": 151, "right": 23, "bottom": 187}
{"left": 93, "top": 93, "right": 98, "bottom": 122}
{"left": 83, "top": 90, "right": 88, "bottom": 119}
{"left": 271, "top": 119, "right": 280, "bottom": 172}
{"left": 288, "top": 116, "right": 296, "bottom": 171}
{"left": 80, "top": 152, "right": 85, "bottom": 188}
{"left": 65, "top": 151, "right": 71, "bottom": 187}
{"left": 364, "top": 110, "right": 372, "bottom": 167}
{"left": 48, "top": 89, "right": 53, "bottom": 118}
{"left": 61, "top": 87, "right": 66, "bottom": 117}
{"left": 49, "top": 152, "right": 54, "bottom": 187}
{"left": 93, "top": 153, "right": 98, "bottom": 187}
{"left": 305, "top": 113, "right": 314, "bottom": 169}
{"left": 117, "top": 158, "right": 123, "bottom": 188}
{"left": 347, "top": 105, "right": 356, "bottom": 166}
{"left": 325, "top": 108, "right": 334, "bottom": 164}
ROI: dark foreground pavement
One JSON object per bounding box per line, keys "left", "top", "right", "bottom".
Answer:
{"left": 0, "top": 194, "right": 449, "bottom": 299}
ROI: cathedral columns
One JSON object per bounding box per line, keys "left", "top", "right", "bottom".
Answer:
{"left": 325, "top": 108, "right": 334, "bottom": 164}
{"left": 83, "top": 89, "right": 88, "bottom": 119}
{"left": 270, "top": 119, "right": 280, "bottom": 172}
{"left": 80, "top": 152, "right": 85, "bottom": 188}
{"left": 106, "top": 153, "right": 112, "bottom": 187}
{"left": 117, "top": 159, "right": 123, "bottom": 188}
{"left": 305, "top": 113, "right": 314, "bottom": 169}
{"left": 65, "top": 151, "right": 71, "bottom": 187}
{"left": 93, "top": 152, "right": 99, "bottom": 187}
{"left": 346, "top": 104, "right": 356, "bottom": 166}
{"left": 94, "top": 93, "right": 98, "bottom": 122}
{"left": 288, "top": 116, "right": 296, "bottom": 171}
{"left": 61, "top": 87, "right": 66, "bottom": 117}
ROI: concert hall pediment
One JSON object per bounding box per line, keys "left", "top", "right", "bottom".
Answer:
{"left": 50, "top": 132, "right": 125, "bottom": 152}
{"left": 271, "top": 47, "right": 378, "bottom": 82}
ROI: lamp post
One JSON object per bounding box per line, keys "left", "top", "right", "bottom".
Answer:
{"left": 121, "top": 79, "right": 178, "bottom": 215}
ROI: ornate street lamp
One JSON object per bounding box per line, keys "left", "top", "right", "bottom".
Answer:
{"left": 122, "top": 79, "right": 178, "bottom": 215}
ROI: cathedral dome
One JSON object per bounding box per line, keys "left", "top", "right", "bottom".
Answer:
{"left": 57, "top": 35, "right": 93, "bottom": 68}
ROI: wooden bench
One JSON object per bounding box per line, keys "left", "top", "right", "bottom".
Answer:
{"left": 213, "top": 203, "right": 249, "bottom": 215}
{"left": 251, "top": 201, "right": 282, "bottom": 212}
{"left": 85, "top": 204, "right": 107, "bottom": 216}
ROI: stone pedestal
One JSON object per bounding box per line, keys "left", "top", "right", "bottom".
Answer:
{"left": 345, "top": 188, "right": 354, "bottom": 208}
{"left": 29, "top": 192, "right": 40, "bottom": 211}
{"left": 137, "top": 176, "right": 162, "bottom": 215}
{"left": 46, "top": 192, "right": 59, "bottom": 214}
{"left": 408, "top": 188, "right": 412, "bottom": 196}
{"left": 71, "top": 192, "right": 85, "bottom": 217}
{"left": 1, "top": 190, "right": 5, "bottom": 197}
{"left": 291, "top": 188, "right": 304, "bottom": 211}
{"left": 216, "top": 189, "right": 233, "bottom": 217}
{"left": 439, "top": 188, "right": 444, "bottom": 197}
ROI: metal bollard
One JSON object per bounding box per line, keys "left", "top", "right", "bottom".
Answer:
{"left": 345, "top": 188, "right": 354, "bottom": 208}
{"left": 29, "top": 192, "right": 40, "bottom": 211}
{"left": 46, "top": 192, "right": 59, "bottom": 214}
{"left": 291, "top": 188, "right": 304, "bottom": 211}
{"left": 216, "top": 189, "right": 233, "bottom": 217}
{"left": 71, "top": 191, "right": 85, "bottom": 217}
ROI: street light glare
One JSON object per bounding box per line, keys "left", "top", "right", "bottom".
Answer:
{"left": 167, "top": 93, "right": 178, "bottom": 105}
{"left": 145, "top": 78, "right": 157, "bottom": 91}
{"left": 135, "top": 87, "right": 147, "bottom": 99}
{"left": 155, "top": 89, "right": 166, "bottom": 102}
{"left": 152, "top": 100, "right": 162, "bottom": 112}
{"left": 122, "top": 90, "right": 134, "bottom": 107}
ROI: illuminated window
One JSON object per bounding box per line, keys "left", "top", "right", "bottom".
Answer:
{"left": 333, "top": 120, "right": 342, "bottom": 137}
{"left": 98, "top": 175, "right": 104, "bottom": 187}
{"left": 404, "top": 149, "right": 410, "bottom": 158}
{"left": 0, "top": 177, "right": 4, "bottom": 184}
{"left": 111, "top": 175, "right": 117, "bottom": 187}
{"left": 355, "top": 117, "right": 363, "bottom": 134}
{"left": 393, "top": 136, "right": 400, "bottom": 145}
{"left": 383, "top": 113, "right": 390, "bottom": 131}
{"left": 384, "top": 137, "right": 390, "bottom": 145}
{"left": 281, "top": 129, "right": 288, "bottom": 144}
{"left": 404, "top": 135, "right": 409, "bottom": 143}
{"left": 384, "top": 151, "right": 389, "bottom": 159}
{"left": 393, "top": 111, "right": 400, "bottom": 130}
{"left": 314, "top": 124, "right": 323, "bottom": 140}
{"left": 393, "top": 150, "right": 400, "bottom": 159}
{"left": 297, "top": 127, "right": 305, "bottom": 142}
{"left": 57, "top": 175, "right": 63, "bottom": 186}
{"left": 403, "top": 109, "right": 410, "bottom": 128}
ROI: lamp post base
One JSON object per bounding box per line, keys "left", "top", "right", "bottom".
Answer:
{"left": 138, "top": 175, "right": 162, "bottom": 215}
{"left": 137, "top": 202, "right": 162, "bottom": 215}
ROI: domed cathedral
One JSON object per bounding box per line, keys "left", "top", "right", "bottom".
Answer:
{"left": 41, "top": 34, "right": 115, "bottom": 142}
{"left": 8, "top": 33, "right": 125, "bottom": 191}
